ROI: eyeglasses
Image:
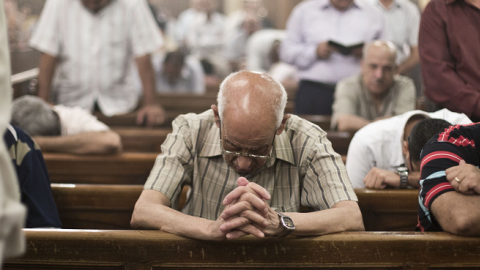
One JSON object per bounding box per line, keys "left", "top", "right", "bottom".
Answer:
{"left": 219, "top": 127, "right": 275, "bottom": 160}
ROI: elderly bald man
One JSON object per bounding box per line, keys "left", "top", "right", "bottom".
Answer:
{"left": 331, "top": 40, "right": 416, "bottom": 132}
{"left": 131, "top": 71, "right": 363, "bottom": 240}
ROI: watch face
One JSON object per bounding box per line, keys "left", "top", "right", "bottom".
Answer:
{"left": 282, "top": 217, "right": 295, "bottom": 229}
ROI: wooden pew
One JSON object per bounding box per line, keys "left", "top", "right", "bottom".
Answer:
{"left": 356, "top": 189, "right": 418, "bottom": 231}
{"left": 6, "top": 230, "right": 480, "bottom": 269}
{"left": 51, "top": 184, "right": 417, "bottom": 231}
{"left": 44, "top": 153, "right": 157, "bottom": 185}
{"left": 298, "top": 114, "right": 331, "bottom": 131}
{"left": 113, "top": 127, "right": 171, "bottom": 152}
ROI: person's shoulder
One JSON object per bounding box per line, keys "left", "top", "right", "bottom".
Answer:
{"left": 338, "top": 74, "right": 361, "bottom": 86}
{"left": 397, "top": 0, "right": 421, "bottom": 13}
{"left": 285, "top": 115, "right": 327, "bottom": 140}
{"left": 393, "top": 74, "right": 415, "bottom": 87}
{"left": 173, "top": 110, "right": 216, "bottom": 130}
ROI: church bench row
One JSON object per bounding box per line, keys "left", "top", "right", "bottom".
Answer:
{"left": 5, "top": 230, "right": 479, "bottom": 269}
{"left": 51, "top": 184, "right": 418, "bottom": 232}
{"left": 113, "top": 127, "right": 351, "bottom": 154}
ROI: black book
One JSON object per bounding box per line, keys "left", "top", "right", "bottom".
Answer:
{"left": 328, "top": 40, "right": 364, "bottom": 56}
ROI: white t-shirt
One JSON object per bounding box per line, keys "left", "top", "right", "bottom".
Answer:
{"left": 29, "top": 0, "right": 163, "bottom": 116}
{"left": 53, "top": 105, "right": 109, "bottom": 136}
{"left": 346, "top": 109, "right": 472, "bottom": 188}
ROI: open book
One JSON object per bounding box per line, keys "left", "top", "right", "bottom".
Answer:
{"left": 328, "top": 40, "right": 364, "bottom": 56}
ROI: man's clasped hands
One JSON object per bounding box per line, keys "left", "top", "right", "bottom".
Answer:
{"left": 207, "top": 177, "right": 285, "bottom": 240}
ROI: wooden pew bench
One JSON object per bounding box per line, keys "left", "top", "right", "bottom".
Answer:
{"left": 51, "top": 184, "right": 418, "bottom": 231}
{"left": 5, "top": 230, "right": 480, "bottom": 269}
{"left": 44, "top": 153, "right": 157, "bottom": 185}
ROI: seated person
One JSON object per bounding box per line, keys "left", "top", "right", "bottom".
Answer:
{"left": 152, "top": 49, "right": 205, "bottom": 94}
{"left": 131, "top": 71, "right": 364, "bottom": 240}
{"left": 346, "top": 109, "right": 471, "bottom": 189}
{"left": 246, "top": 29, "right": 298, "bottom": 89}
{"left": 331, "top": 40, "right": 415, "bottom": 132}
{"left": 412, "top": 121, "right": 480, "bottom": 236}
{"left": 4, "top": 124, "right": 62, "bottom": 228}
{"left": 11, "top": 96, "right": 122, "bottom": 155}
{"left": 226, "top": 13, "right": 261, "bottom": 72}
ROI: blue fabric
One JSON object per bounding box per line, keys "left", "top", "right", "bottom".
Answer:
{"left": 3, "top": 126, "right": 62, "bottom": 228}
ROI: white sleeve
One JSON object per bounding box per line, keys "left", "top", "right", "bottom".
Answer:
{"left": 0, "top": 2, "right": 26, "bottom": 261}
{"left": 407, "top": 3, "right": 421, "bottom": 47}
{"left": 28, "top": 0, "right": 61, "bottom": 56}
{"left": 129, "top": 0, "right": 163, "bottom": 57}
{"left": 55, "top": 106, "right": 109, "bottom": 136}
{"left": 433, "top": 109, "right": 473, "bottom": 126}
{"left": 346, "top": 131, "right": 375, "bottom": 188}
{"left": 186, "top": 57, "right": 205, "bottom": 95}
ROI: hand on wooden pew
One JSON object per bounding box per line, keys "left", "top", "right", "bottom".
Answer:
{"left": 363, "top": 167, "right": 400, "bottom": 189}
{"left": 136, "top": 104, "right": 166, "bottom": 127}
{"left": 219, "top": 178, "right": 284, "bottom": 239}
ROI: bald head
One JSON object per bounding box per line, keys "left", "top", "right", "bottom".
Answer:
{"left": 362, "top": 40, "right": 397, "bottom": 63}
{"left": 217, "top": 71, "right": 287, "bottom": 130}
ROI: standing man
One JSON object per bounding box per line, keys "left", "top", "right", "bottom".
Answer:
{"left": 131, "top": 71, "right": 363, "bottom": 240}
{"left": 419, "top": 0, "right": 480, "bottom": 121}
{"left": 280, "top": 0, "right": 385, "bottom": 115}
{"left": 331, "top": 41, "right": 415, "bottom": 132}
{"left": 368, "top": 0, "right": 420, "bottom": 75}
{"left": 30, "top": 0, "right": 166, "bottom": 126}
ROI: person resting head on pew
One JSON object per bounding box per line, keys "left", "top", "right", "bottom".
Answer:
{"left": 3, "top": 124, "right": 62, "bottom": 228}
{"left": 152, "top": 49, "right": 205, "bottom": 94}
{"left": 131, "top": 70, "right": 364, "bottom": 240}
{"left": 11, "top": 96, "right": 122, "bottom": 155}
{"left": 346, "top": 109, "right": 471, "bottom": 189}
{"left": 331, "top": 40, "right": 416, "bottom": 132}
{"left": 412, "top": 121, "right": 480, "bottom": 236}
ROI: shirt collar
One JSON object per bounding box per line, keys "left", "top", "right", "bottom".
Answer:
{"left": 319, "top": 0, "right": 362, "bottom": 10}
{"left": 198, "top": 122, "right": 296, "bottom": 167}
{"left": 375, "top": 0, "right": 402, "bottom": 10}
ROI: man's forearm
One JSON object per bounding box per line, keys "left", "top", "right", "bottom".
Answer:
{"left": 408, "top": 172, "right": 420, "bottom": 188}
{"left": 431, "top": 191, "right": 480, "bottom": 236}
{"left": 135, "top": 54, "right": 157, "bottom": 106}
{"left": 286, "top": 201, "right": 364, "bottom": 236}
{"left": 397, "top": 46, "right": 419, "bottom": 75}
{"left": 336, "top": 114, "right": 371, "bottom": 132}
{"left": 37, "top": 53, "right": 57, "bottom": 101}
{"left": 131, "top": 190, "right": 223, "bottom": 240}
{"left": 33, "top": 131, "right": 122, "bottom": 155}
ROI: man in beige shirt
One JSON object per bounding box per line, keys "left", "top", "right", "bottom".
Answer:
{"left": 331, "top": 40, "right": 415, "bottom": 132}
{"left": 131, "top": 71, "right": 363, "bottom": 240}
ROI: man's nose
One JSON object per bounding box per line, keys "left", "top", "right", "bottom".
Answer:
{"left": 236, "top": 156, "right": 253, "bottom": 170}
{"left": 374, "top": 68, "right": 384, "bottom": 79}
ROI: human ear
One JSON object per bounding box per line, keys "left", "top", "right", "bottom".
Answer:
{"left": 276, "top": 114, "right": 291, "bottom": 135}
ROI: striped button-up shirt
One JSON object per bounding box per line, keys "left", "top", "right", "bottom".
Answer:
{"left": 29, "top": 0, "right": 162, "bottom": 116}
{"left": 145, "top": 110, "right": 356, "bottom": 220}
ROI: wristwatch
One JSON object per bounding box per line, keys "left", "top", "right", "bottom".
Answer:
{"left": 396, "top": 166, "right": 409, "bottom": 189}
{"left": 276, "top": 211, "right": 295, "bottom": 238}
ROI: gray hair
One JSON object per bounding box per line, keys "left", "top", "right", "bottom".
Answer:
{"left": 217, "top": 71, "right": 288, "bottom": 129}
{"left": 11, "top": 95, "right": 61, "bottom": 136}
{"left": 362, "top": 40, "right": 397, "bottom": 63}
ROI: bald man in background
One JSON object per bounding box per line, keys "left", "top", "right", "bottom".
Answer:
{"left": 331, "top": 40, "right": 415, "bottom": 132}
{"left": 131, "top": 71, "right": 363, "bottom": 240}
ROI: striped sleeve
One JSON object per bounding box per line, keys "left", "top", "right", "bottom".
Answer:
{"left": 301, "top": 128, "right": 357, "bottom": 210}
{"left": 417, "top": 142, "right": 461, "bottom": 231}
{"left": 144, "top": 115, "right": 194, "bottom": 209}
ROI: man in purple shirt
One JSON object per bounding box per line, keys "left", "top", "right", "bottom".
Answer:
{"left": 281, "top": 0, "right": 385, "bottom": 115}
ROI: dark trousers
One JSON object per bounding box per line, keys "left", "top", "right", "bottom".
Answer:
{"left": 294, "top": 80, "right": 336, "bottom": 115}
